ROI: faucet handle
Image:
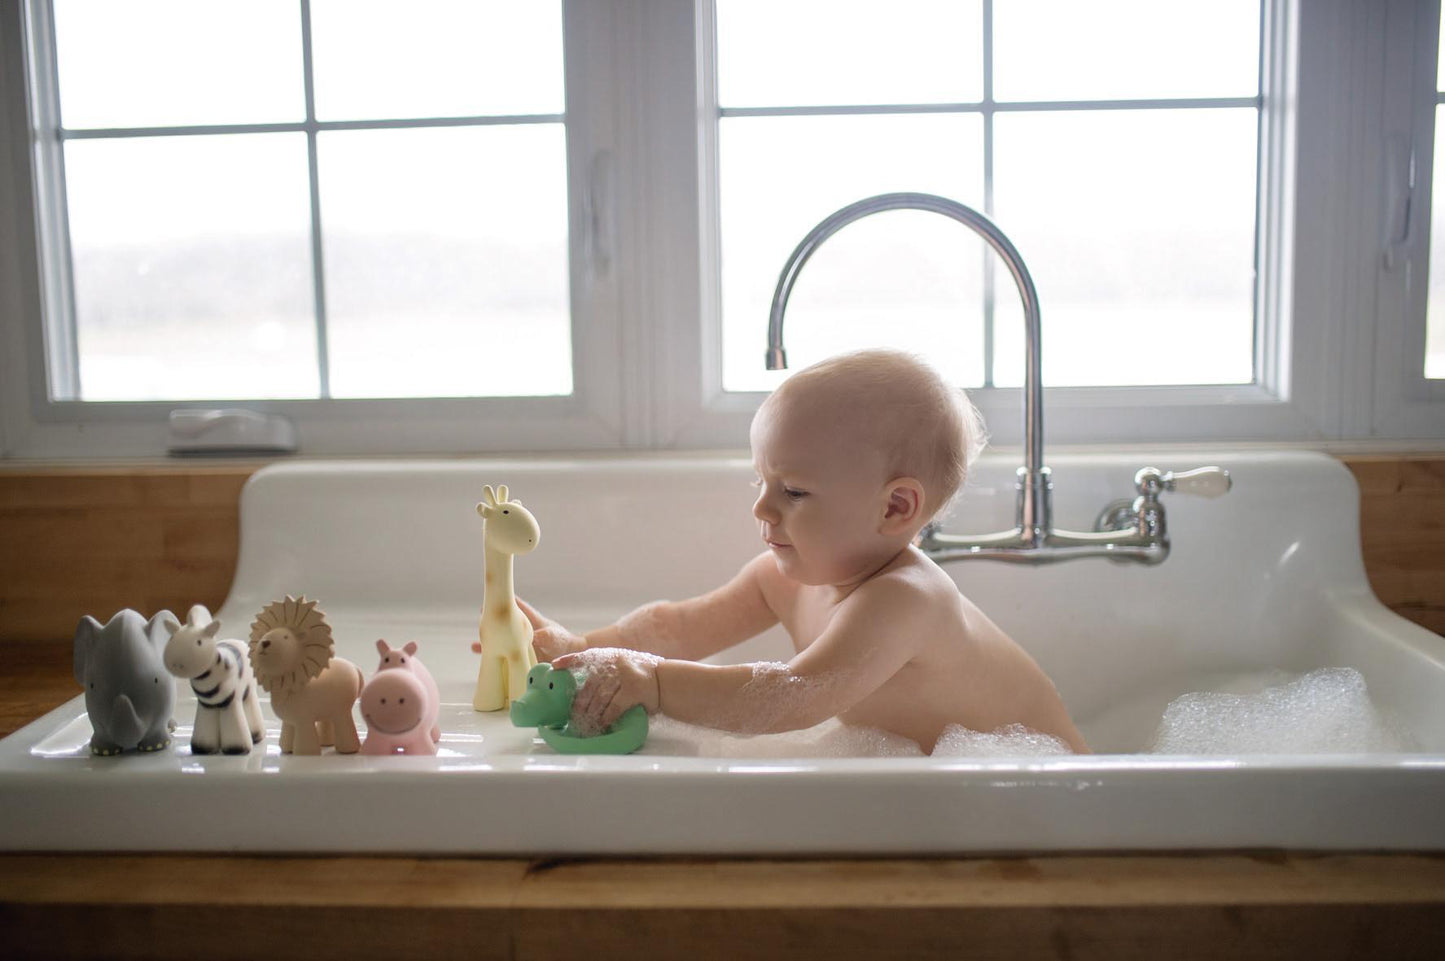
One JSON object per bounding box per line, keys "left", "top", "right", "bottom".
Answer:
{"left": 1135, "top": 466, "right": 1232, "bottom": 499}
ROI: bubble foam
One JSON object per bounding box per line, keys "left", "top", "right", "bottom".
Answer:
{"left": 1146, "top": 667, "right": 1416, "bottom": 755}
{"left": 932, "top": 723, "right": 1072, "bottom": 758}
{"left": 647, "top": 716, "right": 926, "bottom": 759}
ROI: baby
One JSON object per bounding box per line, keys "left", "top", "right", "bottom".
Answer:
{"left": 523, "top": 349, "right": 1088, "bottom": 754}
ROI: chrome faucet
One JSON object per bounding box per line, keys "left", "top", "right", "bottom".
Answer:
{"left": 764, "top": 192, "right": 1230, "bottom": 564}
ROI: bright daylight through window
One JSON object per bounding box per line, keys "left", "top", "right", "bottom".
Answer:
{"left": 1428, "top": 7, "right": 1445, "bottom": 380}
{"left": 716, "top": 0, "right": 1262, "bottom": 394}
{"left": 48, "top": 0, "right": 570, "bottom": 402}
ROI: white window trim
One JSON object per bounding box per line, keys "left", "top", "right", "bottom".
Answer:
{"left": 1372, "top": 0, "right": 1445, "bottom": 439}
{"left": 0, "top": 0, "right": 631, "bottom": 457}
{"left": 3, "top": 0, "right": 1444, "bottom": 460}
{"left": 650, "top": 0, "right": 1440, "bottom": 452}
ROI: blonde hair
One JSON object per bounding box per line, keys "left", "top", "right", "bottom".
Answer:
{"left": 761, "top": 349, "right": 987, "bottom": 520}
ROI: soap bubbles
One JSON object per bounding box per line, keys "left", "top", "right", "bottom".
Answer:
{"left": 933, "top": 723, "right": 1072, "bottom": 758}
{"left": 1146, "top": 667, "right": 1416, "bottom": 755}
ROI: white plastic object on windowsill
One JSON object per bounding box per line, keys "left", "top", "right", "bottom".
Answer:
{"left": 167, "top": 409, "right": 297, "bottom": 456}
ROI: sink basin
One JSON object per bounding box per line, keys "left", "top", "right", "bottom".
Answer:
{"left": 2, "top": 450, "right": 1442, "bottom": 854}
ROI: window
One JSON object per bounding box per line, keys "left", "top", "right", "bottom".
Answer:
{"left": 1426, "top": 8, "right": 1445, "bottom": 379}
{"left": 47, "top": 0, "right": 569, "bottom": 402}
{"left": 715, "top": 0, "right": 1261, "bottom": 394}
{"left": 2, "top": 0, "right": 1443, "bottom": 459}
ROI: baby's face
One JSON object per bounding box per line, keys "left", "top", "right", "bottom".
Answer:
{"left": 749, "top": 396, "right": 897, "bottom": 588}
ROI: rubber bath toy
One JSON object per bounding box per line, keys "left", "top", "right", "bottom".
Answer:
{"left": 73, "top": 609, "right": 178, "bottom": 756}
{"left": 361, "top": 640, "right": 442, "bottom": 756}
{"left": 510, "top": 664, "right": 649, "bottom": 755}
{"left": 248, "top": 596, "right": 364, "bottom": 755}
{"left": 473, "top": 484, "right": 541, "bottom": 713}
{"left": 163, "top": 605, "right": 264, "bottom": 755}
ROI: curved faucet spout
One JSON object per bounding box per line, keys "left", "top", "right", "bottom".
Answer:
{"left": 764, "top": 192, "right": 1049, "bottom": 539}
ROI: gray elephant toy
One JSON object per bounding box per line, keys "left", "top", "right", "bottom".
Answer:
{"left": 73, "top": 609, "right": 179, "bottom": 756}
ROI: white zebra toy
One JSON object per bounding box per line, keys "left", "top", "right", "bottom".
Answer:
{"left": 163, "top": 605, "right": 265, "bottom": 755}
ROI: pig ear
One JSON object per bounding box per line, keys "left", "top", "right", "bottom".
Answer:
{"left": 164, "top": 618, "right": 180, "bottom": 638}
{"left": 203, "top": 619, "right": 222, "bottom": 639}
{"left": 375, "top": 639, "right": 389, "bottom": 656}
{"left": 403, "top": 642, "right": 418, "bottom": 656}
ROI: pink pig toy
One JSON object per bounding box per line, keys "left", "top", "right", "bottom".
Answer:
{"left": 360, "top": 640, "right": 441, "bottom": 756}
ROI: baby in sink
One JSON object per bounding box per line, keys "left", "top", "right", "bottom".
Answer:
{"left": 524, "top": 349, "right": 1088, "bottom": 755}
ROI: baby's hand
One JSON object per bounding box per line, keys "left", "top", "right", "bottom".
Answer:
{"left": 517, "top": 597, "right": 588, "bottom": 663}
{"left": 553, "top": 648, "right": 663, "bottom": 736}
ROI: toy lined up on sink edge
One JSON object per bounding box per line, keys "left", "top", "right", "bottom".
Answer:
{"left": 70, "top": 483, "right": 649, "bottom": 758}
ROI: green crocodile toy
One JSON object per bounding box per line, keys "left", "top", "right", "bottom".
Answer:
{"left": 509, "top": 663, "right": 649, "bottom": 755}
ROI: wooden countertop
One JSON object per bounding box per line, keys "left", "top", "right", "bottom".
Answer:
{"left": 2, "top": 640, "right": 1443, "bottom": 961}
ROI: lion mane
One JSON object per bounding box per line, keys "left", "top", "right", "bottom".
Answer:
{"left": 248, "top": 595, "right": 334, "bottom": 695}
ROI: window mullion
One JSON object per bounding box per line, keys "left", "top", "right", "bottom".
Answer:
{"left": 298, "top": 0, "right": 330, "bottom": 400}
{"left": 28, "top": 0, "right": 79, "bottom": 400}
{"left": 982, "top": 0, "right": 996, "bottom": 389}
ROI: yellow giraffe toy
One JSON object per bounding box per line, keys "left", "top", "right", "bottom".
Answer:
{"left": 472, "top": 484, "right": 541, "bottom": 712}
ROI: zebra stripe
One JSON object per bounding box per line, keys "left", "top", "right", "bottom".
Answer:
{"left": 190, "top": 641, "right": 250, "bottom": 708}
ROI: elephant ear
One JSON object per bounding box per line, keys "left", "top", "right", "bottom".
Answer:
{"left": 72, "top": 615, "right": 103, "bottom": 686}
{"left": 146, "top": 610, "right": 181, "bottom": 654}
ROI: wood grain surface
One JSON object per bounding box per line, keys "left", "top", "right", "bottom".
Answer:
{"left": 1, "top": 849, "right": 1443, "bottom": 960}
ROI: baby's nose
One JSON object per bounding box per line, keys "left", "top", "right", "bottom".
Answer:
{"left": 752, "top": 491, "right": 777, "bottom": 523}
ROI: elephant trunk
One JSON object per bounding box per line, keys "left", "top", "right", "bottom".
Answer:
{"left": 108, "top": 694, "right": 145, "bottom": 746}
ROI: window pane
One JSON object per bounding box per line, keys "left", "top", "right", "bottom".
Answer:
{"left": 318, "top": 125, "right": 571, "bottom": 399}
{"left": 717, "top": 1, "right": 983, "bottom": 108}
{"left": 1428, "top": 104, "right": 1445, "bottom": 379}
{"left": 53, "top": 0, "right": 303, "bottom": 128}
{"left": 311, "top": 0, "right": 563, "bottom": 121}
{"left": 65, "top": 135, "right": 317, "bottom": 401}
{"left": 994, "top": 1, "right": 1260, "bottom": 102}
{"left": 720, "top": 115, "right": 984, "bottom": 393}
{"left": 992, "top": 109, "right": 1257, "bottom": 388}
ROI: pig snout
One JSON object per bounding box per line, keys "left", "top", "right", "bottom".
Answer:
{"left": 361, "top": 672, "right": 426, "bottom": 735}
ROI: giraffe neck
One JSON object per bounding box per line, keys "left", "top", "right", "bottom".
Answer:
{"left": 483, "top": 543, "right": 516, "bottom": 615}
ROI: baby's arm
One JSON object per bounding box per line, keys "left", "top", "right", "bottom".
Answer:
{"left": 566, "top": 573, "right": 928, "bottom": 735}
{"left": 529, "top": 552, "right": 780, "bottom": 662}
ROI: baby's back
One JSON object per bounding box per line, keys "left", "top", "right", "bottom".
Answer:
{"left": 833, "top": 551, "right": 1088, "bottom": 754}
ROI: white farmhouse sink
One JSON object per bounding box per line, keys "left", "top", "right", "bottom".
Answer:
{"left": 1, "top": 451, "right": 1442, "bottom": 854}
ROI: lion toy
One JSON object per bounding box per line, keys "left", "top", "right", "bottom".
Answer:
{"left": 248, "top": 596, "right": 363, "bottom": 755}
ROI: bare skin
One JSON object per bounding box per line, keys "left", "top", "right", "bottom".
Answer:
{"left": 527, "top": 353, "right": 1088, "bottom": 754}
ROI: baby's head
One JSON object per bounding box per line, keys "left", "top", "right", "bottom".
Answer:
{"left": 752, "top": 349, "right": 986, "bottom": 527}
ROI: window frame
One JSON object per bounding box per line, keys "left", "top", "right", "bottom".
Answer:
{"left": 2, "top": 0, "right": 1444, "bottom": 460}
{"left": 655, "top": 0, "right": 1330, "bottom": 451}
{"left": 0, "top": 0, "right": 630, "bottom": 457}
{"left": 1372, "top": 0, "right": 1445, "bottom": 439}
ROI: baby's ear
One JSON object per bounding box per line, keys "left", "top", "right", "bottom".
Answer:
{"left": 881, "top": 478, "right": 925, "bottom": 534}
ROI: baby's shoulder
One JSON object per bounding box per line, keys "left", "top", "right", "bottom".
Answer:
{"left": 848, "top": 549, "right": 960, "bottom": 615}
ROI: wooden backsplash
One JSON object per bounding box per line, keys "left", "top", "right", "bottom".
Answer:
{"left": 1, "top": 456, "right": 1442, "bottom": 642}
